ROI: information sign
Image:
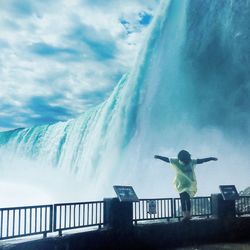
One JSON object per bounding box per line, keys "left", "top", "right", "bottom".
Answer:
{"left": 219, "top": 185, "right": 239, "bottom": 201}
{"left": 113, "top": 185, "right": 139, "bottom": 202}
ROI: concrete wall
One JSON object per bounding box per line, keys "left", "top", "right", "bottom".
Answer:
{"left": 1, "top": 217, "right": 250, "bottom": 250}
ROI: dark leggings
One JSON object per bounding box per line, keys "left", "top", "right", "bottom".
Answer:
{"left": 180, "top": 192, "right": 191, "bottom": 212}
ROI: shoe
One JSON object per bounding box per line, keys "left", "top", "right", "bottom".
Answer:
{"left": 182, "top": 216, "right": 189, "bottom": 222}
{"left": 182, "top": 211, "right": 191, "bottom": 222}
{"left": 186, "top": 211, "right": 192, "bottom": 220}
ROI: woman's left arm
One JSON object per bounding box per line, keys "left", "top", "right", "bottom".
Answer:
{"left": 197, "top": 157, "right": 218, "bottom": 164}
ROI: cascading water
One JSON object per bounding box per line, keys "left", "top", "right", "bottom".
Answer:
{"left": 1, "top": 0, "right": 250, "bottom": 205}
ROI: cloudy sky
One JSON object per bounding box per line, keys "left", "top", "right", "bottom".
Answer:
{"left": 0, "top": 0, "right": 159, "bottom": 131}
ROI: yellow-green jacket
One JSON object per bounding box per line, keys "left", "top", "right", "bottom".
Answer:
{"left": 169, "top": 158, "right": 198, "bottom": 197}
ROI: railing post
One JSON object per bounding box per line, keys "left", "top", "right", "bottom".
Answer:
{"left": 53, "top": 205, "right": 57, "bottom": 233}
{"left": 173, "top": 198, "right": 176, "bottom": 219}
{"left": 49, "top": 205, "right": 53, "bottom": 233}
{"left": 171, "top": 198, "right": 174, "bottom": 219}
{"left": 208, "top": 198, "right": 212, "bottom": 218}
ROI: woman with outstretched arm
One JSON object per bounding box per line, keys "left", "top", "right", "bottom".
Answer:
{"left": 154, "top": 150, "right": 218, "bottom": 221}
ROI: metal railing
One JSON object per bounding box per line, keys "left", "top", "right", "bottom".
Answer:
{"left": 174, "top": 196, "right": 211, "bottom": 219}
{"left": 0, "top": 205, "right": 53, "bottom": 240}
{"left": 53, "top": 201, "right": 104, "bottom": 235}
{"left": 133, "top": 198, "right": 173, "bottom": 223}
{"left": 1, "top": 195, "right": 250, "bottom": 241}
{"left": 236, "top": 196, "right": 250, "bottom": 216}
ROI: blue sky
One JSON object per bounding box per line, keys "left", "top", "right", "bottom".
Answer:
{"left": 0, "top": 0, "right": 159, "bottom": 131}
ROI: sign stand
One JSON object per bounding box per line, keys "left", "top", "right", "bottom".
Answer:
{"left": 103, "top": 185, "right": 139, "bottom": 229}
{"left": 211, "top": 185, "right": 239, "bottom": 220}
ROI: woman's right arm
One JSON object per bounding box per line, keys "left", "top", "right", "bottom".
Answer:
{"left": 154, "top": 155, "right": 170, "bottom": 163}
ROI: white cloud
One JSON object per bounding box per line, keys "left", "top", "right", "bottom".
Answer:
{"left": 0, "top": 0, "right": 159, "bottom": 130}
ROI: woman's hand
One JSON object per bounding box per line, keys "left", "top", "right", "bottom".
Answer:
{"left": 211, "top": 157, "right": 218, "bottom": 161}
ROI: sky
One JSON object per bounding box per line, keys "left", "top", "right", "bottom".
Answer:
{"left": 0, "top": 0, "right": 159, "bottom": 131}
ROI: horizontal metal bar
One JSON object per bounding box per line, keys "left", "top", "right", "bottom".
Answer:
{"left": 135, "top": 198, "right": 173, "bottom": 201}
{"left": 54, "top": 201, "right": 103, "bottom": 206}
{"left": 53, "top": 223, "right": 104, "bottom": 232}
{"left": 134, "top": 216, "right": 172, "bottom": 222}
{"left": 0, "top": 205, "right": 52, "bottom": 211}
{"left": 0, "top": 230, "right": 50, "bottom": 240}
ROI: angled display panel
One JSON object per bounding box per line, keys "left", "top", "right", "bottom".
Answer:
{"left": 113, "top": 185, "right": 139, "bottom": 202}
{"left": 219, "top": 185, "right": 239, "bottom": 201}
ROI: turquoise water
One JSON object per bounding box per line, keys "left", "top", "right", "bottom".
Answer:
{"left": 1, "top": 0, "right": 250, "bottom": 203}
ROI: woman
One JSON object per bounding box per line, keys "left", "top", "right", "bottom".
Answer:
{"left": 154, "top": 150, "right": 218, "bottom": 221}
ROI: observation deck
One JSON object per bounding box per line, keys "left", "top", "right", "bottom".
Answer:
{"left": 0, "top": 194, "right": 249, "bottom": 249}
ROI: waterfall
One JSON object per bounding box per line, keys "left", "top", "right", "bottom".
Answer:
{"left": 1, "top": 0, "right": 250, "bottom": 205}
